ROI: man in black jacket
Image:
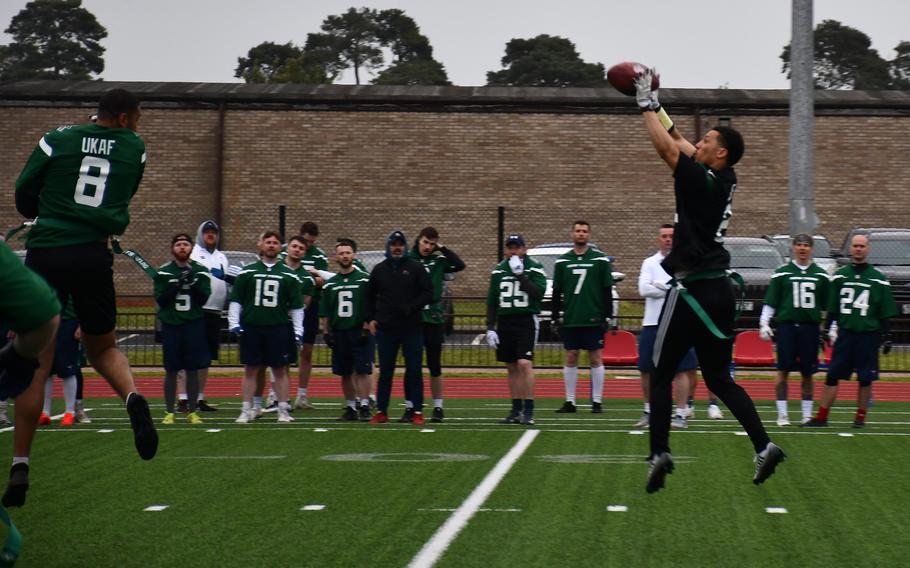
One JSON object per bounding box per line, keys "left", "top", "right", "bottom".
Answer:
{"left": 366, "top": 231, "right": 433, "bottom": 425}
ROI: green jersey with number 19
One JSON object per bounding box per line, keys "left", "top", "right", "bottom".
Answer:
{"left": 486, "top": 256, "right": 547, "bottom": 316}
{"left": 763, "top": 262, "right": 829, "bottom": 323}
{"left": 15, "top": 123, "right": 146, "bottom": 249}
{"left": 154, "top": 261, "right": 212, "bottom": 325}
{"left": 320, "top": 269, "right": 371, "bottom": 330}
{"left": 829, "top": 264, "right": 898, "bottom": 333}
{"left": 553, "top": 248, "right": 614, "bottom": 327}
{"left": 229, "top": 261, "right": 304, "bottom": 326}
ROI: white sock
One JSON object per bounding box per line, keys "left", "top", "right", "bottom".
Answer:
{"left": 43, "top": 378, "right": 54, "bottom": 415}
{"left": 563, "top": 366, "right": 578, "bottom": 403}
{"left": 268, "top": 388, "right": 276, "bottom": 399}
{"left": 801, "top": 399, "right": 814, "bottom": 419}
{"left": 279, "top": 401, "right": 290, "bottom": 411}
{"left": 197, "top": 392, "right": 205, "bottom": 401}
{"left": 643, "top": 402, "right": 651, "bottom": 413}
{"left": 405, "top": 400, "right": 414, "bottom": 409}
{"left": 253, "top": 396, "right": 262, "bottom": 409}
{"left": 433, "top": 399, "right": 443, "bottom": 408}
{"left": 360, "top": 398, "right": 370, "bottom": 408}
{"left": 62, "top": 375, "right": 77, "bottom": 414}
{"left": 590, "top": 366, "right": 605, "bottom": 404}
{"left": 11, "top": 457, "right": 28, "bottom": 467}
{"left": 298, "top": 388, "right": 307, "bottom": 397}
{"left": 242, "top": 401, "right": 252, "bottom": 412}
{"left": 776, "top": 400, "right": 788, "bottom": 416}
{"left": 347, "top": 400, "right": 356, "bottom": 410}
{"left": 178, "top": 393, "right": 188, "bottom": 401}
{"left": 676, "top": 406, "right": 687, "bottom": 417}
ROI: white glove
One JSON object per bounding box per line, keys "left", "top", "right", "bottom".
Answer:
{"left": 227, "top": 265, "right": 242, "bottom": 278}
{"left": 828, "top": 325, "right": 838, "bottom": 345}
{"left": 759, "top": 323, "right": 773, "bottom": 341}
{"left": 486, "top": 330, "right": 500, "bottom": 348}
{"left": 634, "top": 67, "right": 660, "bottom": 112}
{"left": 508, "top": 255, "right": 524, "bottom": 275}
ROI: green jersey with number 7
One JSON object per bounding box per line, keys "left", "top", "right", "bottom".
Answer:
{"left": 15, "top": 123, "right": 147, "bottom": 249}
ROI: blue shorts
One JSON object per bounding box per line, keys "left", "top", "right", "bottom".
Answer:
{"left": 331, "top": 328, "right": 375, "bottom": 376}
{"left": 637, "top": 325, "right": 697, "bottom": 373}
{"left": 51, "top": 318, "right": 81, "bottom": 378}
{"left": 562, "top": 325, "right": 605, "bottom": 351}
{"left": 775, "top": 322, "right": 820, "bottom": 374}
{"left": 827, "top": 330, "right": 880, "bottom": 383}
{"left": 161, "top": 319, "right": 211, "bottom": 372}
{"left": 240, "top": 324, "right": 294, "bottom": 368}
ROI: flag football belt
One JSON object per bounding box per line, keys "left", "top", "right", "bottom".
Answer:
{"left": 670, "top": 269, "right": 746, "bottom": 340}
{"left": 0, "top": 504, "right": 22, "bottom": 566}
{"left": 111, "top": 238, "right": 157, "bottom": 280}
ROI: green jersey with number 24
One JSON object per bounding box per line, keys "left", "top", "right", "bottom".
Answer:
{"left": 829, "top": 264, "right": 898, "bottom": 332}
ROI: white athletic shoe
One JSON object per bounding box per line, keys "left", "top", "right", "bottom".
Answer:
{"left": 800, "top": 416, "right": 812, "bottom": 425}
{"left": 74, "top": 400, "right": 92, "bottom": 424}
{"left": 776, "top": 415, "right": 791, "bottom": 427}
{"left": 235, "top": 410, "right": 253, "bottom": 424}
{"left": 684, "top": 405, "right": 695, "bottom": 419}
{"left": 294, "top": 396, "right": 314, "bottom": 410}
{"left": 633, "top": 412, "right": 650, "bottom": 428}
{"left": 277, "top": 408, "right": 294, "bottom": 423}
{"left": 671, "top": 415, "right": 688, "bottom": 429}
{"left": 707, "top": 404, "right": 724, "bottom": 420}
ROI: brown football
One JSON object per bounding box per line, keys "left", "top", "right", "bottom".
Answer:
{"left": 607, "top": 61, "right": 660, "bottom": 96}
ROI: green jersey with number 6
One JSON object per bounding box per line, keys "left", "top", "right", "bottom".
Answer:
{"left": 486, "top": 256, "right": 547, "bottom": 316}
{"left": 829, "top": 264, "right": 898, "bottom": 332}
{"left": 230, "top": 261, "right": 304, "bottom": 326}
{"left": 320, "top": 269, "right": 371, "bottom": 330}
{"left": 15, "top": 123, "right": 146, "bottom": 249}
{"left": 763, "top": 262, "right": 830, "bottom": 323}
{"left": 154, "top": 261, "right": 212, "bottom": 325}
{"left": 553, "top": 248, "right": 614, "bottom": 327}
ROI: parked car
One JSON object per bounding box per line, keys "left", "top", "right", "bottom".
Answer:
{"left": 525, "top": 243, "right": 625, "bottom": 340}
{"left": 764, "top": 234, "right": 837, "bottom": 274}
{"left": 723, "top": 237, "right": 786, "bottom": 326}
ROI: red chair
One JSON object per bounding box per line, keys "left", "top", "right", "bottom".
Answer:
{"left": 601, "top": 330, "right": 639, "bottom": 366}
{"left": 730, "top": 330, "right": 775, "bottom": 377}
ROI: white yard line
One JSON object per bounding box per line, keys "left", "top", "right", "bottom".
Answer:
{"left": 116, "top": 333, "right": 139, "bottom": 344}
{"left": 407, "top": 429, "right": 539, "bottom": 568}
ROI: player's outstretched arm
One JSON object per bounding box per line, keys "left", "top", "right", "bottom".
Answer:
{"left": 668, "top": 124, "right": 696, "bottom": 158}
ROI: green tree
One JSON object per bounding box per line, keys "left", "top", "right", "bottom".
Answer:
{"left": 486, "top": 35, "right": 607, "bottom": 87}
{"left": 889, "top": 41, "right": 910, "bottom": 89}
{"left": 780, "top": 19, "right": 892, "bottom": 89}
{"left": 0, "top": 0, "right": 106, "bottom": 81}
{"left": 234, "top": 41, "right": 326, "bottom": 84}
{"left": 373, "top": 59, "right": 449, "bottom": 86}
{"left": 304, "top": 7, "right": 383, "bottom": 85}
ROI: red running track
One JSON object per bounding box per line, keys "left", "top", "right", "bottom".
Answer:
{"left": 57, "top": 376, "right": 910, "bottom": 402}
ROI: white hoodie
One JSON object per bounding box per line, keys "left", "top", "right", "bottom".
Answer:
{"left": 191, "top": 220, "right": 230, "bottom": 312}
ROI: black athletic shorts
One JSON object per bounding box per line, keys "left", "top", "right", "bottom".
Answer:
{"left": 26, "top": 242, "right": 116, "bottom": 335}
{"left": 203, "top": 311, "right": 222, "bottom": 361}
{"left": 423, "top": 322, "right": 445, "bottom": 347}
{"left": 496, "top": 313, "right": 538, "bottom": 363}
{"left": 302, "top": 301, "right": 319, "bottom": 345}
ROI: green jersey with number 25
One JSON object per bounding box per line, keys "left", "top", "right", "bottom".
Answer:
{"left": 486, "top": 256, "right": 547, "bottom": 316}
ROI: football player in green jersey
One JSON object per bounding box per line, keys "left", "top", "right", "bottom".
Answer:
{"left": 805, "top": 234, "right": 898, "bottom": 428}
{"left": 552, "top": 221, "right": 613, "bottom": 414}
{"left": 411, "top": 227, "right": 465, "bottom": 422}
{"left": 760, "top": 234, "right": 830, "bottom": 426}
{"left": 486, "top": 234, "right": 547, "bottom": 425}
{"left": 9, "top": 89, "right": 158, "bottom": 507}
{"left": 321, "top": 239, "right": 374, "bottom": 421}
{"left": 228, "top": 232, "right": 304, "bottom": 424}
{"left": 295, "top": 222, "right": 329, "bottom": 410}
{"left": 154, "top": 234, "right": 212, "bottom": 425}
{"left": 280, "top": 235, "right": 316, "bottom": 408}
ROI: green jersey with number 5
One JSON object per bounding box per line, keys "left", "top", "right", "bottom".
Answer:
{"left": 320, "top": 269, "right": 371, "bottom": 330}
{"left": 763, "top": 262, "right": 829, "bottom": 323}
{"left": 553, "top": 248, "right": 614, "bottom": 327}
{"left": 486, "top": 256, "right": 547, "bottom": 316}
{"left": 16, "top": 123, "right": 146, "bottom": 249}
{"left": 154, "top": 261, "right": 211, "bottom": 325}
{"left": 829, "top": 264, "right": 898, "bottom": 332}
{"left": 230, "top": 261, "right": 304, "bottom": 326}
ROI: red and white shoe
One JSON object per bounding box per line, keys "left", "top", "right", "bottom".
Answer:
{"left": 412, "top": 412, "right": 425, "bottom": 426}
{"left": 60, "top": 412, "right": 75, "bottom": 426}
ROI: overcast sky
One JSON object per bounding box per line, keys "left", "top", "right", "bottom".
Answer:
{"left": 1, "top": 0, "right": 908, "bottom": 89}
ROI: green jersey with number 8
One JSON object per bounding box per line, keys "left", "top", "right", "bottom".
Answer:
{"left": 16, "top": 123, "right": 147, "bottom": 249}
{"left": 230, "top": 261, "right": 304, "bottom": 326}
{"left": 320, "top": 269, "right": 371, "bottom": 330}
{"left": 486, "top": 256, "right": 547, "bottom": 316}
{"left": 829, "top": 264, "right": 898, "bottom": 332}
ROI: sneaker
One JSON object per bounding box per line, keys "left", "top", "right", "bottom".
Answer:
{"left": 753, "top": 442, "right": 786, "bottom": 485}
{"left": 253, "top": 407, "right": 264, "bottom": 420}
{"left": 75, "top": 401, "right": 91, "bottom": 424}
{"left": 0, "top": 413, "right": 10, "bottom": 428}
{"left": 431, "top": 407, "right": 445, "bottom": 423}
{"left": 685, "top": 405, "right": 695, "bottom": 419}
{"left": 801, "top": 417, "right": 828, "bottom": 427}
{"left": 235, "top": 410, "right": 253, "bottom": 424}
{"left": 197, "top": 399, "right": 218, "bottom": 412}
{"left": 591, "top": 402, "right": 603, "bottom": 414}
{"left": 520, "top": 414, "right": 535, "bottom": 425}
{"left": 500, "top": 414, "right": 520, "bottom": 424}
{"left": 776, "top": 415, "right": 791, "bottom": 427}
{"left": 176, "top": 399, "right": 189, "bottom": 414}
{"left": 800, "top": 416, "right": 812, "bottom": 425}
{"left": 262, "top": 400, "right": 280, "bottom": 413}
{"left": 60, "top": 412, "right": 75, "bottom": 427}
{"left": 671, "top": 415, "right": 688, "bottom": 429}
{"left": 852, "top": 419, "right": 865, "bottom": 428}
{"left": 187, "top": 412, "right": 203, "bottom": 425}
{"left": 412, "top": 412, "right": 425, "bottom": 426}
{"left": 38, "top": 413, "right": 51, "bottom": 426}
{"left": 707, "top": 404, "right": 724, "bottom": 420}
{"left": 294, "top": 396, "right": 315, "bottom": 410}
{"left": 555, "top": 401, "right": 577, "bottom": 413}
{"left": 633, "top": 412, "right": 650, "bottom": 428}
{"left": 397, "top": 409, "right": 415, "bottom": 423}
{"left": 277, "top": 408, "right": 294, "bottom": 423}
{"left": 1, "top": 463, "right": 29, "bottom": 508}
{"left": 126, "top": 393, "right": 158, "bottom": 461}
{"left": 266, "top": 392, "right": 277, "bottom": 407}
{"left": 358, "top": 405, "right": 372, "bottom": 422}
{"left": 338, "top": 407, "right": 358, "bottom": 421}
{"left": 646, "top": 453, "right": 674, "bottom": 494}
{"left": 369, "top": 411, "right": 389, "bottom": 424}
{"left": 162, "top": 412, "right": 175, "bottom": 425}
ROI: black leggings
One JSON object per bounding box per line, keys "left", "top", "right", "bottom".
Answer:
{"left": 423, "top": 323, "right": 445, "bottom": 377}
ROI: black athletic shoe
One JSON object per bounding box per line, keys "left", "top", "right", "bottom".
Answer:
{"left": 646, "top": 453, "right": 674, "bottom": 494}
{"left": 397, "top": 408, "right": 414, "bottom": 423}
{"left": 753, "top": 442, "right": 786, "bottom": 485}
{"left": 1, "top": 463, "right": 29, "bottom": 508}
{"left": 358, "top": 405, "right": 372, "bottom": 422}
{"left": 126, "top": 393, "right": 159, "bottom": 461}
{"left": 801, "top": 417, "right": 828, "bottom": 427}
{"left": 520, "top": 414, "right": 535, "bottom": 425}
{"left": 197, "top": 399, "right": 218, "bottom": 412}
{"left": 338, "top": 407, "right": 358, "bottom": 421}
{"left": 555, "top": 401, "right": 577, "bottom": 413}
{"left": 591, "top": 402, "right": 603, "bottom": 414}
{"left": 499, "top": 414, "right": 520, "bottom": 424}
{"left": 431, "top": 407, "right": 444, "bottom": 423}
{"left": 853, "top": 419, "right": 865, "bottom": 428}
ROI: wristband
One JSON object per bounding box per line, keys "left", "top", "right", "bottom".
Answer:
{"left": 656, "top": 107, "right": 674, "bottom": 131}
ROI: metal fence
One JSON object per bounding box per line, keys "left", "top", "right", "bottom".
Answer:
{"left": 116, "top": 295, "right": 910, "bottom": 372}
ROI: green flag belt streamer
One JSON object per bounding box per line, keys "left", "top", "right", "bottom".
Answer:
{"left": 672, "top": 270, "right": 746, "bottom": 340}
{"left": 0, "top": 505, "right": 22, "bottom": 567}
{"left": 111, "top": 238, "right": 157, "bottom": 280}
{"left": 3, "top": 222, "right": 33, "bottom": 242}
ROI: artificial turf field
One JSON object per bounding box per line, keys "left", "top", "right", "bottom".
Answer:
{"left": 3, "top": 390, "right": 910, "bottom": 567}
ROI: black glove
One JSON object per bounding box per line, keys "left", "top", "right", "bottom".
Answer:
{"left": 882, "top": 334, "right": 893, "bottom": 355}
{"left": 178, "top": 268, "right": 195, "bottom": 288}
{"left": 324, "top": 332, "right": 335, "bottom": 349}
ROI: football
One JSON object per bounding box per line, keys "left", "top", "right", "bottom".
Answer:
{"left": 607, "top": 62, "right": 659, "bottom": 96}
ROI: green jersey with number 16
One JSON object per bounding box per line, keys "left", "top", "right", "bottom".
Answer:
{"left": 829, "top": 264, "right": 898, "bottom": 332}
{"left": 320, "top": 269, "right": 371, "bottom": 331}
{"left": 763, "top": 262, "right": 830, "bottom": 323}
{"left": 486, "top": 256, "right": 547, "bottom": 316}
{"left": 230, "top": 261, "right": 304, "bottom": 326}
{"left": 16, "top": 123, "right": 146, "bottom": 249}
